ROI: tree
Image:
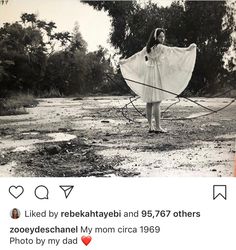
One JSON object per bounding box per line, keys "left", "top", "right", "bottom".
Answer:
{"left": 184, "top": 0, "right": 235, "bottom": 93}
{"left": 69, "top": 22, "right": 88, "bottom": 53}
{"left": 223, "top": 0, "right": 236, "bottom": 72}
{"left": 20, "top": 13, "right": 72, "bottom": 54}
{"left": 0, "top": 13, "right": 73, "bottom": 96}
{"left": 0, "top": 21, "right": 46, "bottom": 95}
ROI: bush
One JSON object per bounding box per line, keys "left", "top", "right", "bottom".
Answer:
{"left": 0, "top": 93, "right": 38, "bottom": 116}
{"left": 39, "top": 88, "right": 63, "bottom": 98}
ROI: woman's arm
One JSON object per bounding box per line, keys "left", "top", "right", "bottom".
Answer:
{"left": 186, "top": 43, "right": 197, "bottom": 51}
{"left": 159, "top": 43, "right": 197, "bottom": 52}
{"left": 119, "top": 47, "right": 147, "bottom": 64}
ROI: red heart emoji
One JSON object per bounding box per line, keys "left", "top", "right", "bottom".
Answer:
{"left": 81, "top": 236, "right": 92, "bottom": 246}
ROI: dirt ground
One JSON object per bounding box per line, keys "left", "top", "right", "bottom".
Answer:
{"left": 0, "top": 96, "right": 235, "bottom": 177}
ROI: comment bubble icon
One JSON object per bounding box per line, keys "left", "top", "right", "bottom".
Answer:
{"left": 34, "top": 185, "right": 49, "bottom": 200}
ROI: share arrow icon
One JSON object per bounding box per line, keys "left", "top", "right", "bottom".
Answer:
{"left": 60, "top": 185, "right": 74, "bottom": 199}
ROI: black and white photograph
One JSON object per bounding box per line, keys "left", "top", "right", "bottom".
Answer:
{"left": 0, "top": 0, "right": 235, "bottom": 177}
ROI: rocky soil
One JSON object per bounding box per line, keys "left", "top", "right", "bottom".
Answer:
{"left": 0, "top": 96, "right": 235, "bottom": 177}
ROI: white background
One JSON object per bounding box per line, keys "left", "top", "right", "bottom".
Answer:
{"left": 1, "top": 177, "right": 235, "bottom": 250}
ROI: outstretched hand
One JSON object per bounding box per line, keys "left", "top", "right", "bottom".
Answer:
{"left": 187, "top": 43, "right": 197, "bottom": 51}
{"left": 119, "top": 59, "right": 126, "bottom": 65}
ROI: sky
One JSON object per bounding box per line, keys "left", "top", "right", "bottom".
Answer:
{"left": 0, "top": 0, "right": 112, "bottom": 51}
{"left": 0, "top": 0, "right": 174, "bottom": 52}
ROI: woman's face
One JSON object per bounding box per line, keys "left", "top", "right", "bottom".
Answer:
{"left": 12, "top": 209, "right": 18, "bottom": 217}
{"left": 157, "top": 32, "right": 165, "bottom": 44}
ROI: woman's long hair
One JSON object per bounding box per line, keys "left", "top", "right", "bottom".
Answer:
{"left": 146, "top": 28, "right": 165, "bottom": 53}
{"left": 11, "top": 208, "right": 19, "bottom": 219}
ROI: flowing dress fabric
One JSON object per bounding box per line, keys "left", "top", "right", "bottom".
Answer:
{"left": 120, "top": 44, "right": 196, "bottom": 103}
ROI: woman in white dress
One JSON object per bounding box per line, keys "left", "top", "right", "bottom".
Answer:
{"left": 119, "top": 28, "right": 197, "bottom": 133}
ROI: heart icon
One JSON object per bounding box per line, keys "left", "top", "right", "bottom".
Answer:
{"left": 9, "top": 186, "right": 24, "bottom": 199}
{"left": 81, "top": 236, "right": 92, "bottom": 246}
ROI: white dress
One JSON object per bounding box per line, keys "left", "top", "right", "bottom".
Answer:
{"left": 120, "top": 43, "right": 197, "bottom": 103}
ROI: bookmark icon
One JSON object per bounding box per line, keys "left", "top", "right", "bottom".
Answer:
{"left": 60, "top": 185, "right": 74, "bottom": 199}
{"left": 213, "top": 185, "right": 227, "bottom": 200}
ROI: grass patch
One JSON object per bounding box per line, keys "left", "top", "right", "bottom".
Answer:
{"left": 39, "top": 88, "right": 63, "bottom": 98}
{"left": 0, "top": 93, "right": 38, "bottom": 116}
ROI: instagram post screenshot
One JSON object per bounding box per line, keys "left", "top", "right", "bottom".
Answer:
{"left": 0, "top": 0, "right": 235, "bottom": 249}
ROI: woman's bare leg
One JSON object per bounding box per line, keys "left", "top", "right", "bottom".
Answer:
{"left": 153, "top": 102, "right": 167, "bottom": 132}
{"left": 146, "top": 103, "right": 153, "bottom": 131}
